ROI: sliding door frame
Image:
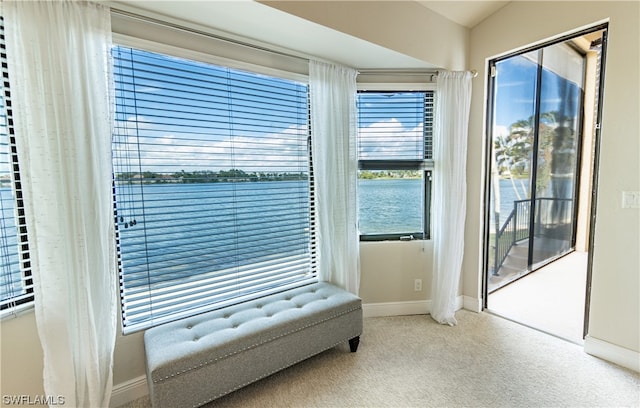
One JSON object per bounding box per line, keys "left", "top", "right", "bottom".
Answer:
{"left": 481, "top": 23, "right": 609, "bottom": 336}
{"left": 583, "top": 27, "right": 608, "bottom": 338}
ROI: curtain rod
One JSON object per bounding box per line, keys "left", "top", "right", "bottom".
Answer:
{"left": 434, "top": 70, "right": 479, "bottom": 80}
{"left": 359, "top": 69, "right": 478, "bottom": 78}
{"left": 110, "top": 8, "right": 311, "bottom": 64}
{"left": 359, "top": 69, "right": 438, "bottom": 76}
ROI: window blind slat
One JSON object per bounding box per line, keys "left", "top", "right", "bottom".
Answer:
{"left": 123, "top": 256, "right": 315, "bottom": 326}
{"left": 0, "top": 16, "right": 33, "bottom": 315}
{"left": 124, "top": 254, "right": 312, "bottom": 300}
{"left": 113, "top": 45, "right": 316, "bottom": 333}
{"left": 119, "top": 233, "right": 312, "bottom": 276}
{"left": 123, "top": 258, "right": 313, "bottom": 303}
{"left": 357, "top": 91, "right": 433, "bottom": 161}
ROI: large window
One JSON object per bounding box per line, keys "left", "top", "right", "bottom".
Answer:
{"left": 112, "top": 45, "right": 316, "bottom": 333}
{"left": 0, "top": 17, "right": 33, "bottom": 316}
{"left": 357, "top": 90, "right": 434, "bottom": 240}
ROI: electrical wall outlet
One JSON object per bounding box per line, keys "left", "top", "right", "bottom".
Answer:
{"left": 622, "top": 191, "right": 640, "bottom": 209}
{"left": 414, "top": 279, "right": 422, "bottom": 291}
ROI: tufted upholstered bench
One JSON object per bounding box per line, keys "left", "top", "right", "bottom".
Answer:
{"left": 143, "top": 282, "right": 362, "bottom": 408}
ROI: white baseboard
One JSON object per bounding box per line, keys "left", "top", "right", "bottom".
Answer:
{"left": 362, "top": 300, "right": 430, "bottom": 318}
{"left": 362, "top": 296, "right": 477, "bottom": 318}
{"left": 462, "top": 296, "right": 482, "bottom": 313}
{"left": 584, "top": 335, "right": 640, "bottom": 372}
{"left": 110, "top": 375, "right": 148, "bottom": 408}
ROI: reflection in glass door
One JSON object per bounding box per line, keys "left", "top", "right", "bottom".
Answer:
{"left": 487, "top": 40, "right": 586, "bottom": 292}
{"left": 531, "top": 43, "right": 584, "bottom": 268}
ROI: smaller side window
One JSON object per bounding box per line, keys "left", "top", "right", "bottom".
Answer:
{"left": 356, "top": 90, "right": 433, "bottom": 241}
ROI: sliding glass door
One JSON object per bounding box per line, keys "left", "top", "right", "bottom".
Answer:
{"left": 530, "top": 43, "right": 584, "bottom": 267}
{"left": 487, "top": 39, "right": 586, "bottom": 292}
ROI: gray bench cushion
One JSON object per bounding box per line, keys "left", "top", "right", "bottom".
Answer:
{"left": 144, "top": 282, "right": 362, "bottom": 407}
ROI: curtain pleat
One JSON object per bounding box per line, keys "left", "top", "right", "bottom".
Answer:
{"left": 431, "top": 71, "right": 472, "bottom": 326}
{"left": 309, "top": 61, "right": 360, "bottom": 294}
{"left": 4, "top": 1, "right": 116, "bottom": 405}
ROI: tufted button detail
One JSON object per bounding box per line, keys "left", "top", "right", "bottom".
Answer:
{"left": 256, "top": 305, "right": 262, "bottom": 309}
{"left": 232, "top": 324, "right": 239, "bottom": 329}
{"left": 193, "top": 336, "right": 199, "bottom": 341}
{"left": 223, "top": 315, "right": 230, "bottom": 319}
{"left": 186, "top": 325, "right": 193, "bottom": 329}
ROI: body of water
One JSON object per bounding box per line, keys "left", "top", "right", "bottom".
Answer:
{"left": 358, "top": 178, "right": 422, "bottom": 235}
{"left": 115, "top": 181, "right": 313, "bottom": 287}
{"left": 490, "top": 178, "right": 531, "bottom": 231}
{"left": 3, "top": 178, "right": 532, "bottom": 298}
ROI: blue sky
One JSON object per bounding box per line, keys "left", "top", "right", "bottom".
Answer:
{"left": 113, "top": 47, "right": 426, "bottom": 174}
{"left": 357, "top": 92, "right": 425, "bottom": 160}
{"left": 494, "top": 53, "right": 583, "bottom": 133}
{"left": 113, "top": 46, "right": 309, "bottom": 174}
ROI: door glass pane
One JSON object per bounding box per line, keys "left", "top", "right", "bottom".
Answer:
{"left": 488, "top": 51, "right": 538, "bottom": 290}
{"left": 488, "top": 40, "right": 587, "bottom": 293}
{"left": 532, "top": 43, "right": 585, "bottom": 266}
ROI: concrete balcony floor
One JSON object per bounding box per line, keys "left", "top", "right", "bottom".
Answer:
{"left": 487, "top": 251, "right": 588, "bottom": 344}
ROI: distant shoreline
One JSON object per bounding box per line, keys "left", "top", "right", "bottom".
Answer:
{"left": 114, "top": 170, "right": 422, "bottom": 184}
{"left": 358, "top": 177, "right": 421, "bottom": 180}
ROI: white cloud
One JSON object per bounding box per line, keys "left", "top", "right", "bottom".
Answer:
{"left": 358, "top": 118, "right": 423, "bottom": 159}
{"left": 113, "top": 121, "right": 310, "bottom": 174}
{"left": 493, "top": 125, "right": 510, "bottom": 138}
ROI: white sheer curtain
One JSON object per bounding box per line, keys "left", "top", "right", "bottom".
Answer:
{"left": 430, "top": 71, "right": 473, "bottom": 326}
{"left": 4, "top": 1, "right": 116, "bottom": 406}
{"left": 309, "top": 60, "right": 360, "bottom": 294}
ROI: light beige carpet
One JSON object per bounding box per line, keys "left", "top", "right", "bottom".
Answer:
{"left": 121, "top": 311, "right": 640, "bottom": 408}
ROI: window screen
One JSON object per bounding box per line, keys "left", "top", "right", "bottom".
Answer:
{"left": 112, "top": 46, "right": 316, "bottom": 333}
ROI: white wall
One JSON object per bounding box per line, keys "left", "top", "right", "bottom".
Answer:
{"left": 261, "top": 0, "right": 469, "bottom": 70}
{"left": 466, "top": 1, "right": 639, "bottom": 362}
{"left": 0, "top": 312, "right": 44, "bottom": 401}
{"left": 360, "top": 240, "right": 433, "bottom": 304}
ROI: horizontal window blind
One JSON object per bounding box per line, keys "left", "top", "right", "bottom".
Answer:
{"left": 0, "top": 16, "right": 33, "bottom": 315}
{"left": 357, "top": 91, "right": 433, "bottom": 163}
{"left": 112, "top": 45, "right": 316, "bottom": 333}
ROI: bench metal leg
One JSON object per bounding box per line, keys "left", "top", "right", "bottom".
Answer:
{"left": 349, "top": 336, "right": 360, "bottom": 352}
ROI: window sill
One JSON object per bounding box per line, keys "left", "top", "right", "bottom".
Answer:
{"left": 1, "top": 302, "right": 35, "bottom": 321}
{"left": 359, "top": 233, "right": 428, "bottom": 242}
